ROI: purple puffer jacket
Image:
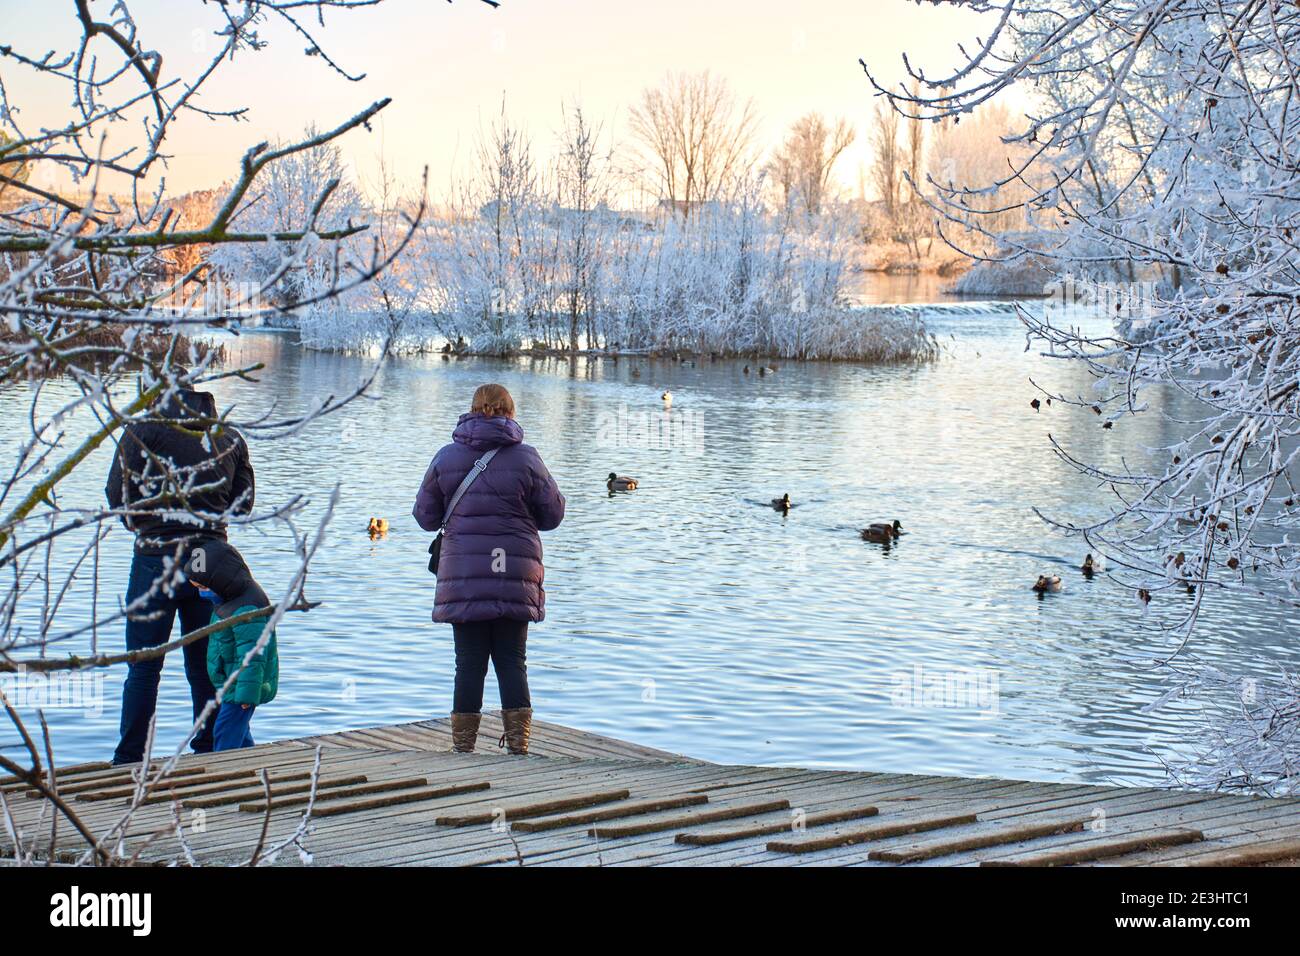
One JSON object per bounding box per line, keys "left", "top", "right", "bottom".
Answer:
{"left": 413, "top": 414, "right": 565, "bottom": 623}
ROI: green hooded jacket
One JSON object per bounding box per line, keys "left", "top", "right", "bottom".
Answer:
{"left": 206, "top": 605, "right": 278, "bottom": 706}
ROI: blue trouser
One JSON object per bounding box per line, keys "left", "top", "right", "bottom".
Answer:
{"left": 212, "top": 702, "right": 256, "bottom": 751}
{"left": 112, "top": 552, "right": 217, "bottom": 765}
{"left": 451, "top": 618, "right": 530, "bottom": 713}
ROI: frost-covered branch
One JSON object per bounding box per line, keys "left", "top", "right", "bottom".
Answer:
{"left": 879, "top": 0, "right": 1300, "bottom": 793}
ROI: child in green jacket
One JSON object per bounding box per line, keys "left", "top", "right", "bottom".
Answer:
{"left": 186, "top": 540, "right": 278, "bottom": 751}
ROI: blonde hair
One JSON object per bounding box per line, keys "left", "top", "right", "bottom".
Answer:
{"left": 470, "top": 383, "right": 515, "bottom": 419}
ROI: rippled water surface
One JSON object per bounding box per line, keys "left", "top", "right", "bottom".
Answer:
{"left": 4, "top": 294, "right": 1298, "bottom": 784}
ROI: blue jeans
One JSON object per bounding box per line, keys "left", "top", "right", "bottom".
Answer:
{"left": 452, "top": 618, "right": 530, "bottom": 713}
{"left": 212, "top": 702, "right": 256, "bottom": 751}
{"left": 112, "top": 552, "right": 217, "bottom": 765}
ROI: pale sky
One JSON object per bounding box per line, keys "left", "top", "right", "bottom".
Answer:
{"left": 4, "top": 0, "right": 997, "bottom": 203}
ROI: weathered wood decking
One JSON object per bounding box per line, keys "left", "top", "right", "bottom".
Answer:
{"left": 4, "top": 716, "right": 1299, "bottom": 866}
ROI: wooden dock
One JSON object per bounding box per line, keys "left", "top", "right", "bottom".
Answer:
{"left": 4, "top": 715, "right": 1299, "bottom": 866}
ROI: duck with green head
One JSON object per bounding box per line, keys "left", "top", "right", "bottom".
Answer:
{"left": 607, "top": 472, "right": 638, "bottom": 493}
{"left": 860, "top": 520, "right": 902, "bottom": 543}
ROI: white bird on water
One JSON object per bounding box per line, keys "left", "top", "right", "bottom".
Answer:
{"left": 661, "top": 389, "right": 673, "bottom": 406}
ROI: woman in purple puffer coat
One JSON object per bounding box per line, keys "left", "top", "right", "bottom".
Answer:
{"left": 412, "top": 384, "right": 565, "bottom": 756}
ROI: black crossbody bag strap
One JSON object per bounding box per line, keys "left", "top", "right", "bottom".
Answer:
{"left": 427, "top": 447, "right": 500, "bottom": 575}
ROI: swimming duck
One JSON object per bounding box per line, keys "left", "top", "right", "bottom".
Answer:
{"left": 771, "top": 493, "right": 792, "bottom": 513}
{"left": 863, "top": 520, "right": 902, "bottom": 540}
{"left": 607, "top": 472, "right": 639, "bottom": 492}
{"left": 661, "top": 390, "right": 673, "bottom": 405}
{"left": 860, "top": 524, "right": 898, "bottom": 544}
{"left": 1032, "top": 574, "right": 1063, "bottom": 593}
{"left": 367, "top": 517, "right": 389, "bottom": 537}
{"left": 1081, "top": 553, "right": 1100, "bottom": 576}
{"left": 743, "top": 365, "right": 750, "bottom": 375}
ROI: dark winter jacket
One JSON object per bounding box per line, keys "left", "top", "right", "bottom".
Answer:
{"left": 413, "top": 414, "right": 565, "bottom": 623}
{"left": 105, "top": 388, "right": 255, "bottom": 554}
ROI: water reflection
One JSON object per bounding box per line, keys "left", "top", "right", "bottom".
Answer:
{"left": 3, "top": 305, "right": 1297, "bottom": 786}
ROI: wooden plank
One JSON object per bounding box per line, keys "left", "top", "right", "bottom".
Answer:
{"left": 436, "top": 789, "right": 632, "bottom": 827}
{"left": 277, "top": 764, "right": 737, "bottom": 866}
{"left": 1176, "top": 838, "right": 1300, "bottom": 867}
{"left": 870, "top": 817, "right": 1089, "bottom": 863}
{"left": 511, "top": 794, "right": 709, "bottom": 833}
{"left": 982, "top": 829, "right": 1205, "bottom": 867}
{"left": 1124, "top": 812, "right": 1300, "bottom": 866}
{"left": 9, "top": 716, "right": 1300, "bottom": 868}
{"left": 139, "top": 771, "right": 313, "bottom": 805}
{"left": 0, "top": 760, "right": 114, "bottom": 791}
{"left": 591, "top": 799, "right": 792, "bottom": 839}
{"left": 25, "top": 765, "right": 211, "bottom": 798}
{"left": 970, "top": 792, "right": 1275, "bottom": 867}
{"left": 182, "top": 775, "right": 369, "bottom": 810}
{"left": 75, "top": 768, "right": 257, "bottom": 801}
{"left": 767, "top": 812, "right": 979, "bottom": 854}
{"left": 205, "top": 758, "right": 658, "bottom": 860}
{"left": 677, "top": 804, "right": 881, "bottom": 846}
{"left": 238, "top": 777, "right": 436, "bottom": 812}
{"left": 311, "top": 782, "right": 494, "bottom": 818}
{"left": 328, "top": 771, "right": 994, "bottom": 868}
{"left": 414, "top": 715, "right": 694, "bottom": 763}
{"left": 341, "top": 772, "right": 860, "bottom": 867}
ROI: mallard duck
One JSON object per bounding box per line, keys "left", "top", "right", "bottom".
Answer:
{"left": 661, "top": 389, "right": 673, "bottom": 405}
{"left": 367, "top": 517, "right": 389, "bottom": 537}
{"left": 743, "top": 364, "right": 750, "bottom": 375}
{"left": 607, "top": 472, "right": 639, "bottom": 492}
{"left": 1081, "top": 553, "right": 1100, "bottom": 576}
{"left": 863, "top": 520, "right": 902, "bottom": 539}
{"left": 860, "top": 524, "right": 896, "bottom": 544}
{"left": 771, "top": 493, "right": 791, "bottom": 513}
{"left": 1033, "top": 574, "right": 1063, "bottom": 593}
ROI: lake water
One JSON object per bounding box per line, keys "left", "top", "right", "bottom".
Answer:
{"left": 4, "top": 286, "right": 1298, "bottom": 786}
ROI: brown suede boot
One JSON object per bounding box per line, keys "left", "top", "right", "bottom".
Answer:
{"left": 450, "top": 712, "right": 481, "bottom": 753}
{"left": 498, "top": 707, "right": 533, "bottom": 755}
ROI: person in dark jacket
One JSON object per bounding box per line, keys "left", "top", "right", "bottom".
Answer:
{"left": 413, "top": 383, "right": 565, "bottom": 755}
{"left": 186, "top": 540, "right": 278, "bottom": 752}
{"left": 105, "top": 383, "right": 255, "bottom": 765}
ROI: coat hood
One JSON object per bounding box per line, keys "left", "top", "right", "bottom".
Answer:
{"left": 157, "top": 388, "right": 217, "bottom": 421}
{"left": 186, "top": 539, "right": 269, "bottom": 617}
{"left": 452, "top": 413, "right": 524, "bottom": 452}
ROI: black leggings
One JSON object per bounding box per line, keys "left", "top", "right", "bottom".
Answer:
{"left": 451, "top": 618, "right": 531, "bottom": 713}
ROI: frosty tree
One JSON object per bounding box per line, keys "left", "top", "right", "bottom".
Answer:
{"left": 872, "top": 0, "right": 1300, "bottom": 792}
{"left": 0, "top": 0, "right": 497, "bottom": 863}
